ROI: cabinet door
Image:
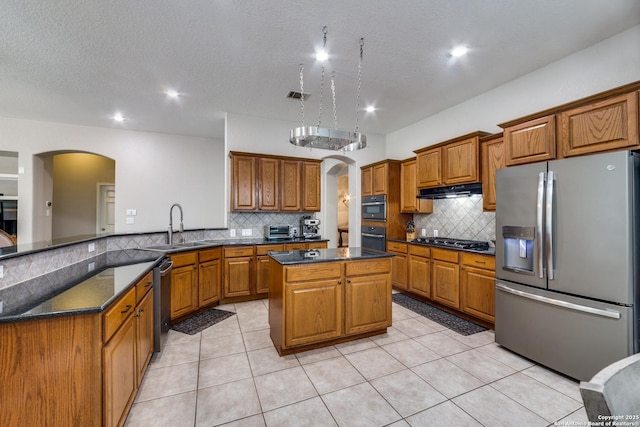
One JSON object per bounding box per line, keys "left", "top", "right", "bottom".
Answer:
{"left": 303, "top": 161, "right": 321, "bottom": 211}
{"left": 559, "top": 91, "right": 639, "bottom": 157}
{"left": 372, "top": 163, "right": 388, "bottom": 195}
{"left": 481, "top": 135, "right": 505, "bottom": 211}
{"left": 135, "top": 290, "right": 154, "bottom": 387}
{"left": 416, "top": 148, "right": 441, "bottom": 187}
{"left": 401, "top": 159, "right": 433, "bottom": 214}
{"left": 442, "top": 137, "right": 479, "bottom": 184}
{"left": 231, "top": 155, "right": 257, "bottom": 211}
{"left": 461, "top": 265, "right": 495, "bottom": 323}
{"left": 199, "top": 258, "right": 221, "bottom": 307}
{"left": 344, "top": 274, "right": 391, "bottom": 334}
{"left": 504, "top": 115, "right": 556, "bottom": 166}
{"left": 170, "top": 264, "right": 197, "bottom": 320}
{"left": 256, "top": 255, "right": 271, "bottom": 294}
{"left": 307, "top": 241, "right": 328, "bottom": 250}
{"left": 361, "top": 166, "right": 373, "bottom": 196}
{"left": 224, "top": 256, "right": 252, "bottom": 297}
{"left": 285, "top": 279, "right": 343, "bottom": 347}
{"left": 432, "top": 260, "right": 460, "bottom": 309}
{"left": 258, "top": 157, "right": 279, "bottom": 211}
{"left": 390, "top": 251, "right": 408, "bottom": 290}
{"left": 103, "top": 316, "right": 136, "bottom": 427}
{"left": 281, "top": 160, "right": 302, "bottom": 211}
{"left": 408, "top": 255, "right": 431, "bottom": 298}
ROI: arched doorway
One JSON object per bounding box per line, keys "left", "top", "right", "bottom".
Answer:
{"left": 320, "top": 155, "right": 358, "bottom": 249}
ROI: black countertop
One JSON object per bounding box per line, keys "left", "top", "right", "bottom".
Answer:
{"left": 387, "top": 238, "right": 496, "bottom": 256}
{"left": 269, "top": 247, "right": 394, "bottom": 265}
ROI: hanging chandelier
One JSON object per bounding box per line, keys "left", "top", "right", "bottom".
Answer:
{"left": 289, "top": 26, "right": 367, "bottom": 151}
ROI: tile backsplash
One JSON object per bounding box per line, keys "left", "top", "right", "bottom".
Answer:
{"left": 412, "top": 196, "right": 495, "bottom": 242}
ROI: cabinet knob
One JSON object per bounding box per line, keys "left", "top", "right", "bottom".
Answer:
{"left": 337, "top": 280, "right": 342, "bottom": 285}
{"left": 347, "top": 279, "right": 351, "bottom": 283}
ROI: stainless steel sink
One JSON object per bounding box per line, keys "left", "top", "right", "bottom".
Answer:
{"left": 142, "top": 244, "right": 177, "bottom": 252}
{"left": 141, "top": 241, "right": 210, "bottom": 252}
{"left": 174, "top": 242, "right": 209, "bottom": 248}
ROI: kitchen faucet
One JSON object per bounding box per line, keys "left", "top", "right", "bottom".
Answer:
{"left": 168, "top": 203, "right": 184, "bottom": 245}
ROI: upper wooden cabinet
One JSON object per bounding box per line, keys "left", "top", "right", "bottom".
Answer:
{"left": 480, "top": 133, "right": 506, "bottom": 212}
{"left": 559, "top": 91, "right": 639, "bottom": 158}
{"left": 230, "top": 152, "right": 321, "bottom": 212}
{"left": 400, "top": 158, "right": 433, "bottom": 214}
{"left": 503, "top": 115, "right": 556, "bottom": 166}
{"left": 414, "top": 131, "right": 489, "bottom": 188}
{"left": 361, "top": 162, "right": 389, "bottom": 196}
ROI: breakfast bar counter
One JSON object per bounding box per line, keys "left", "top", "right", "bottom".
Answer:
{"left": 268, "top": 247, "right": 394, "bottom": 355}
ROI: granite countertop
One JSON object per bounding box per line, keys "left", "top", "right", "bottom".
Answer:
{"left": 387, "top": 238, "right": 496, "bottom": 256}
{"left": 141, "top": 237, "right": 329, "bottom": 254}
{"left": 269, "top": 247, "right": 394, "bottom": 265}
{"left": 0, "top": 250, "right": 163, "bottom": 323}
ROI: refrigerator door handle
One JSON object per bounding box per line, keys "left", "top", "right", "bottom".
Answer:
{"left": 545, "top": 170, "right": 555, "bottom": 280}
{"left": 536, "top": 172, "right": 545, "bottom": 279}
{"left": 496, "top": 283, "right": 622, "bottom": 319}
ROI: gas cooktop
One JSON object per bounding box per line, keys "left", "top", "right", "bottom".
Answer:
{"left": 411, "top": 237, "right": 490, "bottom": 250}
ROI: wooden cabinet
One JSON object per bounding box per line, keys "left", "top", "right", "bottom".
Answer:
{"left": 460, "top": 253, "right": 496, "bottom": 323}
{"left": 230, "top": 152, "right": 321, "bottom": 212}
{"left": 559, "top": 91, "right": 639, "bottom": 157}
{"left": 400, "top": 159, "right": 433, "bottom": 213}
{"left": 503, "top": 115, "right": 556, "bottom": 166}
{"left": 302, "top": 161, "right": 321, "bottom": 211}
{"left": 415, "top": 132, "right": 488, "bottom": 188}
{"left": 361, "top": 166, "right": 373, "bottom": 196}
{"left": 387, "top": 241, "right": 408, "bottom": 290}
{"left": 135, "top": 286, "right": 154, "bottom": 387}
{"left": 281, "top": 159, "right": 302, "bottom": 211}
{"left": 199, "top": 248, "right": 222, "bottom": 307}
{"left": 270, "top": 258, "right": 391, "bottom": 355}
{"left": 361, "top": 162, "right": 390, "bottom": 196}
{"left": 258, "top": 157, "right": 279, "bottom": 211}
{"left": 223, "top": 246, "right": 254, "bottom": 298}
{"left": 408, "top": 244, "right": 431, "bottom": 298}
{"left": 169, "top": 251, "right": 198, "bottom": 320}
{"left": 480, "top": 133, "right": 505, "bottom": 211}
{"left": 431, "top": 248, "right": 460, "bottom": 309}
{"left": 256, "top": 244, "right": 284, "bottom": 294}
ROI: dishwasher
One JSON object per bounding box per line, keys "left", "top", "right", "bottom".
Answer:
{"left": 153, "top": 257, "right": 173, "bottom": 353}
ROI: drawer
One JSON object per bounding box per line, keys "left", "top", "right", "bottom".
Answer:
{"left": 256, "top": 244, "right": 284, "bottom": 256}
{"left": 431, "top": 248, "right": 459, "bottom": 263}
{"left": 224, "top": 246, "right": 255, "bottom": 258}
{"left": 199, "top": 247, "right": 222, "bottom": 262}
{"left": 409, "top": 244, "right": 430, "bottom": 258}
{"left": 461, "top": 252, "right": 495, "bottom": 270}
{"left": 284, "top": 243, "right": 307, "bottom": 251}
{"left": 104, "top": 287, "right": 136, "bottom": 342}
{"left": 307, "top": 241, "right": 328, "bottom": 250}
{"left": 286, "top": 262, "right": 342, "bottom": 282}
{"left": 345, "top": 258, "right": 391, "bottom": 276}
{"left": 170, "top": 251, "right": 198, "bottom": 268}
{"left": 387, "top": 241, "right": 408, "bottom": 253}
{"left": 135, "top": 271, "right": 153, "bottom": 303}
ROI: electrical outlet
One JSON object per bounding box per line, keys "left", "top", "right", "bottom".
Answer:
{"left": 88, "top": 262, "right": 95, "bottom": 272}
{"left": 241, "top": 229, "right": 252, "bottom": 236}
{"left": 126, "top": 217, "right": 134, "bottom": 224}
{"left": 88, "top": 243, "right": 95, "bottom": 253}
{"left": 229, "top": 229, "right": 236, "bottom": 237}
{"left": 0, "top": 265, "right": 3, "bottom": 279}
{"left": 0, "top": 299, "right": 3, "bottom": 314}
{"left": 126, "top": 209, "right": 137, "bottom": 216}
{"left": 421, "top": 228, "right": 427, "bottom": 237}
{"left": 433, "top": 229, "right": 439, "bottom": 237}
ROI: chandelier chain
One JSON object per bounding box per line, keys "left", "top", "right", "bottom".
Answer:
{"left": 299, "top": 63, "right": 304, "bottom": 127}
{"left": 354, "top": 38, "right": 364, "bottom": 133}
{"left": 331, "top": 71, "right": 337, "bottom": 129}
{"left": 317, "top": 26, "right": 328, "bottom": 128}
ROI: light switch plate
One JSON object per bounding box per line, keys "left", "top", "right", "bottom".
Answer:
{"left": 229, "top": 229, "right": 236, "bottom": 237}
{"left": 88, "top": 243, "right": 95, "bottom": 253}
{"left": 241, "top": 229, "right": 252, "bottom": 236}
{"left": 126, "top": 209, "right": 137, "bottom": 216}
{"left": 126, "top": 217, "right": 134, "bottom": 224}
{"left": 0, "top": 265, "right": 3, "bottom": 278}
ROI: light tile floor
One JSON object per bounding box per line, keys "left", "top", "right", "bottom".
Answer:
{"left": 124, "top": 299, "right": 589, "bottom": 427}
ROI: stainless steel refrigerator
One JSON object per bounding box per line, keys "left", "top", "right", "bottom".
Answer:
{"left": 495, "top": 150, "right": 639, "bottom": 381}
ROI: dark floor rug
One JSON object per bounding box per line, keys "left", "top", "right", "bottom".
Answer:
{"left": 392, "top": 293, "right": 487, "bottom": 336}
{"left": 171, "top": 308, "right": 236, "bottom": 335}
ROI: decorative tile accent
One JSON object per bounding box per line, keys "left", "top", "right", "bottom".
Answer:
{"left": 413, "top": 196, "right": 495, "bottom": 241}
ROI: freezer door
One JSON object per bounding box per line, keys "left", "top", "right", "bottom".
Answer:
{"left": 549, "top": 151, "right": 636, "bottom": 304}
{"left": 496, "top": 162, "right": 548, "bottom": 289}
{"left": 495, "top": 281, "right": 634, "bottom": 381}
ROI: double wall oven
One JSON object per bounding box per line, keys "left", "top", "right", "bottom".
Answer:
{"left": 361, "top": 195, "right": 387, "bottom": 251}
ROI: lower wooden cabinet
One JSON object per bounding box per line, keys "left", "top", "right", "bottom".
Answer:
{"left": 431, "top": 248, "right": 460, "bottom": 309}
{"left": 223, "top": 246, "right": 254, "bottom": 298}
{"left": 169, "top": 252, "right": 198, "bottom": 320}
{"left": 257, "top": 244, "right": 284, "bottom": 294}
{"left": 408, "top": 245, "right": 431, "bottom": 298}
{"left": 135, "top": 289, "right": 154, "bottom": 387}
{"left": 387, "top": 241, "right": 408, "bottom": 290}
{"left": 460, "top": 253, "right": 496, "bottom": 322}
{"left": 344, "top": 272, "right": 391, "bottom": 335}
{"left": 199, "top": 248, "right": 222, "bottom": 307}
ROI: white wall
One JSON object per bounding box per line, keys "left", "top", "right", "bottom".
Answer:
{"left": 386, "top": 25, "right": 640, "bottom": 159}
{"left": 0, "top": 117, "right": 225, "bottom": 243}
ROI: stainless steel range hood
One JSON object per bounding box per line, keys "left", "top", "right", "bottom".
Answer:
{"left": 417, "top": 183, "right": 482, "bottom": 199}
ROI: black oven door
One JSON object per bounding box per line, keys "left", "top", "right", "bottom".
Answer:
{"left": 361, "top": 195, "right": 386, "bottom": 221}
{"left": 361, "top": 225, "right": 386, "bottom": 251}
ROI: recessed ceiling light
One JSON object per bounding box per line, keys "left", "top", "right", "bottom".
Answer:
{"left": 316, "top": 48, "right": 329, "bottom": 62}
{"left": 113, "top": 113, "right": 125, "bottom": 123}
{"left": 165, "top": 89, "right": 180, "bottom": 99}
{"left": 365, "top": 105, "right": 375, "bottom": 113}
{"left": 450, "top": 45, "right": 468, "bottom": 57}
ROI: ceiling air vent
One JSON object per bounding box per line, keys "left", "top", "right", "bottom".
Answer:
{"left": 286, "top": 91, "right": 310, "bottom": 101}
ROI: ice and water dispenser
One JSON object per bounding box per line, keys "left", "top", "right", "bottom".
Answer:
{"left": 501, "top": 226, "right": 536, "bottom": 275}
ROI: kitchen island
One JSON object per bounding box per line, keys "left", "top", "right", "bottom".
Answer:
{"left": 268, "top": 247, "right": 393, "bottom": 355}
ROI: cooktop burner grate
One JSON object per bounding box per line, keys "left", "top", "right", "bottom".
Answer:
{"left": 411, "top": 237, "right": 490, "bottom": 250}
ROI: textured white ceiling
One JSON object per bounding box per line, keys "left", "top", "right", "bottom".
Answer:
{"left": 1, "top": 0, "right": 639, "bottom": 139}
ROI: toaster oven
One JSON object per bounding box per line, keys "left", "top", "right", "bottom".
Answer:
{"left": 264, "top": 225, "right": 292, "bottom": 241}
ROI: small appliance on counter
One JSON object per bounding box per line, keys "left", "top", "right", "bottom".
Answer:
{"left": 300, "top": 215, "right": 321, "bottom": 239}
{"left": 264, "top": 225, "right": 292, "bottom": 241}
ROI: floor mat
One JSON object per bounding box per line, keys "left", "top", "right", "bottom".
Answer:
{"left": 392, "top": 293, "right": 487, "bottom": 336}
{"left": 170, "top": 308, "right": 236, "bottom": 335}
